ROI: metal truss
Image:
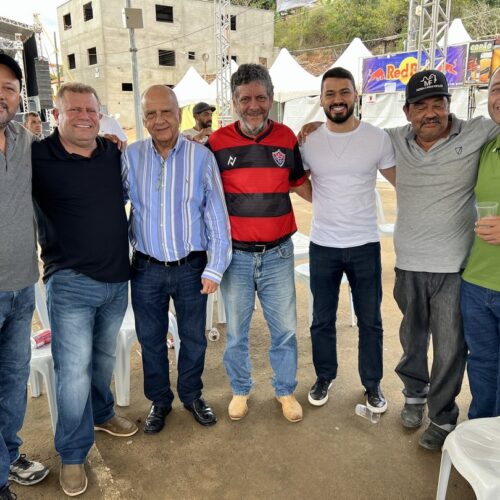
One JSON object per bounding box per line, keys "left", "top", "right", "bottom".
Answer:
{"left": 416, "top": 0, "right": 451, "bottom": 71}
{"left": 214, "top": 0, "right": 232, "bottom": 126}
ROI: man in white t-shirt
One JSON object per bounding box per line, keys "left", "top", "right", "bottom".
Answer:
{"left": 300, "top": 67, "right": 395, "bottom": 413}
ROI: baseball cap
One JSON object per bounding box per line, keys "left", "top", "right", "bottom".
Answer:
{"left": 405, "top": 69, "right": 450, "bottom": 104}
{"left": 0, "top": 52, "right": 23, "bottom": 89}
{"left": 193, "top": 102, "right": 215, "bottom": 115}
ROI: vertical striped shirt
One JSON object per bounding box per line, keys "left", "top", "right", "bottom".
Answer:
{"left": 122, "top": 133, "right": 231, "bottom": 284}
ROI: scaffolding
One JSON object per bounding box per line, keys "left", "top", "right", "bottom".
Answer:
{"left": 214, "top": 0, "right": 232, "bottom": 127}
{"left": 415, "top": 0, "right": 451, "bottom": 71}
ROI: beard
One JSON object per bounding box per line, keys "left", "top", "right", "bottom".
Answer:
{"left": 0, "top": 103, "right": 16, "bottom": 129}
{"left": 324, "top": 102, "right": 355, "bottom": 124}
{"left": 238, "top": 113, "right": 269, "bottom": 137}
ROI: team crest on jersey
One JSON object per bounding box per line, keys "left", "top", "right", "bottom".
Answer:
{"left": 272, "top": 149, "right": 286, "bottom": 167}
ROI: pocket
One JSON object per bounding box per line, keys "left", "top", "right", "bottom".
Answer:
{"left": 278, "top": 239, "right": 294, "bottom": 259}
{"left": 186, "top": 253, "right": 207, "bottom": 272}
{"left": 131, "top": 255, "right": 148, "bottom": 272}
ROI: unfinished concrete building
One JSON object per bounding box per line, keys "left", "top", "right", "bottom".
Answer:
{"left": 57, "top": 0, "right": 275, "bottom": 127}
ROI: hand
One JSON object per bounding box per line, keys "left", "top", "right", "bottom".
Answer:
{"left": 475, "top": 216, "right": 500, "bottom": 245}
{"left": 297, "top": 121, "right": 322, "bottom": 145}
{"left": 201, "top": 278, "right": 219, "bottom": 294}
{"left": 193, "top": 128, "right": 212, "bottom": 144}
{"left": 103, "top": 133, "right": 127, "bottom": 151}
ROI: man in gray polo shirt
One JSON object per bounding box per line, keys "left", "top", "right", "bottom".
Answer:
{"left": 387, "top": 69, "right": 498, "bottom": 450}
{"left": 0, "top": 53, "right": 49, "bottom": 499}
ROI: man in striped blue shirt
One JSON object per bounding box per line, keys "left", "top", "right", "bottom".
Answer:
{"left": 122, "top": 85, "right": 231, "bottom": 433}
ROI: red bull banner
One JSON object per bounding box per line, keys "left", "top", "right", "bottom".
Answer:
{"left": 362, "top": 45, "right": 467, "bottom": 94}
{"left": 466, "top": 40, "right": 495, "bottom": 84}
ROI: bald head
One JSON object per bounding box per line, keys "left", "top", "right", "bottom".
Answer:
{"left": 141, "top": 85, "right": 181, "bottom": 154}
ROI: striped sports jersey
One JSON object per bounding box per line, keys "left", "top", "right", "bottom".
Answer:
{"left": 208, "top": 120, "right": 306, "bottom": 244}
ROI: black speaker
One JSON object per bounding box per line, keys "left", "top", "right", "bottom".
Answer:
{"left": 34, "top": 59, "right": 53, "bottom": 109}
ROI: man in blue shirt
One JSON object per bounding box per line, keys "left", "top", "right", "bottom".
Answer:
{"left": 122, "top": 85, "right": 231, "bottom": 433}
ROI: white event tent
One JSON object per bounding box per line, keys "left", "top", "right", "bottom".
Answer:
{"left": 173, "top": 66, "right": 215, "bottom": 108}
{"left": 438, "top": 18, "right": 472, "bottom": 46}
{"left": 269, "top": 48, "right": 320, "bottom": 102}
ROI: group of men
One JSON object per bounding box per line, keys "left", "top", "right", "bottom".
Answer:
{"left": 1, "top": 45, "right": 499, "bottom": 499}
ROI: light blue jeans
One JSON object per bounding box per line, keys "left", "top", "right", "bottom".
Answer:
{"left": 0, "top": 286, "right": 34, "bottom": 488}
{"left": 45, "top": 269, "right": 128, "bottom": 464}
{"left": 221, "top": 238, "right": 298, "bottom": 397}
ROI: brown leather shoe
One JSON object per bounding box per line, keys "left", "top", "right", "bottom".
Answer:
{"left": 277, "top": 394, "right": 303, "bottom": 423}
{"left": 94, "top": 415, "right": 138, "bottom": 437}
{"left": 60, "top": 464, "right": 87, "bottom": 497}
{"left": 228, "top": 395, "right": 249, "bottom": 420}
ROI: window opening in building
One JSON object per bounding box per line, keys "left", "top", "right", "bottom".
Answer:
{"left": 231, "top": 55, "right": 238, "bottom": 63}
{"left": 68, "top": 53, "right": 76, "bottom": 69}
{"left": 88, "top": 47, "right": 97, "bottom": 66}
{"left": 122, "top": 83, "right": 133, "bottom": 91}
{"left": 159, "top": 50, "right": 175, "bottom": 67}
{"left": 230, "top": 15, "right": 236, "bottom": 31}
{"left": 63, "top": 13, "right": 72, "bottom": 30}
{"left": 188, "top": 51, "right": 196, "bottom": 60}
{"left": 156, "top": 5, "right": 173, "bottom": 23}
{"left": 83, "top": 2, "right": 93, "bottom": 22}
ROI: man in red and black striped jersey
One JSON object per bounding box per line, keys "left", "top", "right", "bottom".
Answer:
{"left": 208, "top": 64, "right": 311, "bottom": 423}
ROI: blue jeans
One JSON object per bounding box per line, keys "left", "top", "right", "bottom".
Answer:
{"left": 45, "top": 270, "right": 127, "bottom": 464}
{"left": 461, "top": 280, "right": 500, "bottom": 419}
{"left": 131, "top": 253, "right": 208, "bottom": 407}
{"left": 221, "top": 238, "right": 298, "bottom": 397}
{"left": 0, "top": 286, "right": 34, "bottom": 488}
{"left": 309, "top": 241, "right": 383, "bottom": 389}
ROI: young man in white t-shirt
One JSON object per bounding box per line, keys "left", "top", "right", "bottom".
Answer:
{"left": 300, "top": 67, "right": 395, "bottom": 413}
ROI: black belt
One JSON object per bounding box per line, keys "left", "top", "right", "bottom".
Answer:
{"left": 134, "top": 250, "right": 205, "bottom": 267}
{"left": 232, "top": 236, "right": 291, "bottom": 253}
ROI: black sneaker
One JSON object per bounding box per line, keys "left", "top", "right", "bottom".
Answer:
{"left": 401, "top": 403, "right": 425, "bottom": 428}
{"left": 9, "top": 454, "right": 49, "bottom": 486}
{"left": 308, "top": 378, "right": 332, "bottom": 406}
{"left": 418, "top": 422, "right": 450, "bottom": 451}
{"left": 365, "top": 385, "right": 388, "bottom": 413}
{"left": 0, "top": 484, "right": 16, "bottom": 500}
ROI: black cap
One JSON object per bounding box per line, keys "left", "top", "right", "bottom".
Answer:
{"left": 0, "top": 52, "right": 23, "bottom": 89}
{"left": 405, "top": 69, "right": 450, "bottom": 104}
{"left": 193, "top": 102, "right": 215, "bottom": 115}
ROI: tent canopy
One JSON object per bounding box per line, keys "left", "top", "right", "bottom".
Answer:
{"left": 269, "top": 48, "right": 320, "bottom": 102}
{"left": 319, "top": 37, "right": 373, "bottom": 89}
{"left": 438, "top": 18, "right": 472, "bottom": 46}
{"left": 173, "top": 66, "right": 215, "bottom": 108}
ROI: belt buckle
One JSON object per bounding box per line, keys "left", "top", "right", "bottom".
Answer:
{"left": 255, "top": 244, "right": 267, "bottom": 253}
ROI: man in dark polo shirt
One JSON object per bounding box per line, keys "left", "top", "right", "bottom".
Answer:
{"left": 208, "top": 64, "right": 311, "bottom": 423}
{"left": 32, "top": 82, "right": 137, "bottom": 497}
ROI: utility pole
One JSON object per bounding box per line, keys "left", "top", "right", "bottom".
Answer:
{"left": 214, "top": 0, "right": 232, "bottom": 127}
{"left": 123, "top": 2, "right": 144, "bottom": 140}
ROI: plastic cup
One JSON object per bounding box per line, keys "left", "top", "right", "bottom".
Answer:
{"left": 355, "top": 404, "right": 380, "bottom": 424}
{"left": 476, "top": 202, "right": 498, "bottom": 220}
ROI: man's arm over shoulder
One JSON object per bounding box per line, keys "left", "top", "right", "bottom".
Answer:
{"left": 202, "top": 150, "right": 232, "bottom": 288}
{"left": 378, "top": 129, "right": 396, "bottom": 187}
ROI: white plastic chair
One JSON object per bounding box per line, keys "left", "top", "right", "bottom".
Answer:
{"left": 30, "top": 283, "right": 58, "bottom": 434}
{"left": 375, "top": 189, "right": 395, "bottom": 236}
{"left": 294, "top": 263, "right": 356, "bottom": 327}
{"left": 436, "top": 416, "right": 500, "bottom": 500}
{"left": 114, "top": 304, "right": 179, "bottom": 406}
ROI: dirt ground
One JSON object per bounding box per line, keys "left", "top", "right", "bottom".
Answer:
{"left": 17, "top": 184, "right": 475, "bottom": 500}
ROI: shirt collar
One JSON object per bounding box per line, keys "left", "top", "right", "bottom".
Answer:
{"left": 492, "top": 133, "right": 500, "bottom": 153}
{"left": 149, "top": 132, "right": 184, "bottom": 159}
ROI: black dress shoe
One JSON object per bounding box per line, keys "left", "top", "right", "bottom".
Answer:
{"left": 184, "top": 397, "right": 217, "bottom": 426}
{"left": 144, "top": 405, "right": 171, "bottom": 434}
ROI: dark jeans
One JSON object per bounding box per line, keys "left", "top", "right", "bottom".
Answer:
{"left": 0, "top": 286, "right": 34, "bottom": 488}
{"left": 309, "top": 241, "right": 383, "bottom": 389}
{"left": 461, "top": 280, "right": 500, "bottom": 419}
{"left": 394, "top": 269, "right": 467, "bottom": 427}
{"left": 131, "top": 252, "right": 208, "bottom": 407}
